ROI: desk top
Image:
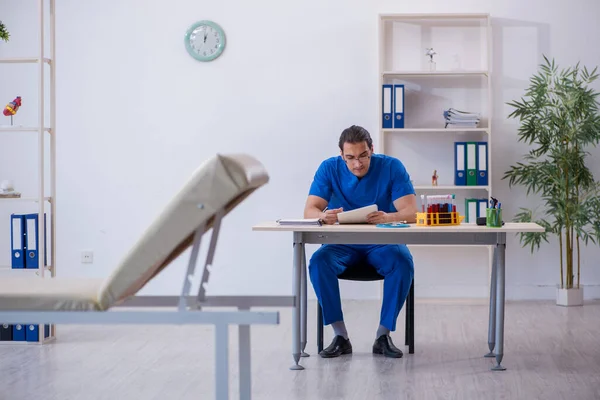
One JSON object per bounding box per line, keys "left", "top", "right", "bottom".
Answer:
{"left": 252, "top": 221, "right": 545, "bottom": 233}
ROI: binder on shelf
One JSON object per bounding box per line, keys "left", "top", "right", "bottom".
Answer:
{"left": 24, "top": 213, "right": 47, "bottom": 269}
{"left": 477, "top": 141, "right": 488, "bottom": 186}
{"left": 0, "top": 324, "right": 12, "bottom": 341}
{"left": 12, "top": 324, "right": 25, "bottom": 341}
{"left": 466, "top": 142, "right": 477, "bottom": 186}
{"left": 24, "top": 324, "right": 48, "bottom": 342}
{"left": 465, "top": 199, "right": 478, "bottom": 223}
{"left": 26, "top": 324, "right": 39, "bottom": 342}
{"left": 454, "top": 142, "right": 466, "bottom": 186}
{"left": 478, "top": 199, "right": 487, "bottom": 219}
{"left": 382, "top": 84, "right": 393, "bottom": 129}
{"left": 465, "top": 198, "right": 488, "bottom": 223}
{"left": 10, "top": 214, "right": 25, "bottom": 269}
{"left": 393, "top": 84, "right": 404, "bottom": 128}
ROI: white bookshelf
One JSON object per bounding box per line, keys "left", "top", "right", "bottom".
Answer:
{"left": 0, "top": 126, "right": 51, "bottom": 132}
{"left": 377, "top": 13, "right": 494, "bottom": 296}
{"left": 0, "top": 0, "right": 57, "bottom": 345}
{"left": 383, "top": 70, "right": 489, "bottom": 77}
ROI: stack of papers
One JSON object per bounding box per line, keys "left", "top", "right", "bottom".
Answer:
{"left": 276, "top": 218, "right": 321, "bottom": 226}
{"left": 276, "top": 205, "right": 379, "bottom": 226}
{"left": 337, "top": 204, "right": 378, "bottom": 224}
{"left": 443, "top": 108, "right": 480, "bottom": 128}
{"left": 0, "top": 189, "right": 20, "bottom": 198}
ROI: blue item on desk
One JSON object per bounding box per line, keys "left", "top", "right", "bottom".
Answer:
{"left": 376, "top": 222, "right": 410, "bottom": 228}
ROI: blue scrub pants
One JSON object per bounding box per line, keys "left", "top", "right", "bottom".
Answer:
{"left": 308, "top": 244, "right": 414, "bottom": 332}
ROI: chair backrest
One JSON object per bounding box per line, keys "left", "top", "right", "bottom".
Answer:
{"left": 96, "top": 153, "right": 269, "bottom": 310}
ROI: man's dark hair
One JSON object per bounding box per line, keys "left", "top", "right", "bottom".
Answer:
{"left": 338, "top": 125, "right": 373, "bottom": 151}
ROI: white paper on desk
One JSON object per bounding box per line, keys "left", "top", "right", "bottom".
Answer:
{"left": 276, "top": 218, "right": 322, "bottom": 226}
{"left": 337, "top": 204, "right": 378, "bottom": 224}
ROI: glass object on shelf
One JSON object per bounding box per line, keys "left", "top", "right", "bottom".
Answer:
{"left": 425, "top": 48, "right": 437, "bottom": 71}
{"left": 0, "top": 179, "right": 20, "bottom": 198}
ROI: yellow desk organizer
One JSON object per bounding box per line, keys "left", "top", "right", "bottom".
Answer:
{"left": 416, "top": 194, "right": 465, "bottom": 226}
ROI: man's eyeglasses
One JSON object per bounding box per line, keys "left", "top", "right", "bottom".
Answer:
{"left": 344, "top": 154, "right": 371, "bottom": 164}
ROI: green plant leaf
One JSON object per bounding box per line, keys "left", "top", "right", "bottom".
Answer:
{"left": 0, "top": 21, "right": 9, "bottom": 42}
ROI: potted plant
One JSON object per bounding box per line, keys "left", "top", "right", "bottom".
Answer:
{"left": 0, "top": 21, "right": 9, "bottom": 42}
{"left": 502, "top": 56, "right": 600, "bottom": 307}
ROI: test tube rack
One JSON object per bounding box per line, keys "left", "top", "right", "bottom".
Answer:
{"left": 416, "top": 211, "right": 464, "bottom": 226}
{"left": 416, "top": 194, "right": 465, "bottom": 226}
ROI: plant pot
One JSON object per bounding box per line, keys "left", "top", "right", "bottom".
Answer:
{"left": 556, "top": 286, "right": 583, "bottom": 307}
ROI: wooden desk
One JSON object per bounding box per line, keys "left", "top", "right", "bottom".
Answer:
{"left": 252, "top": 221, "right": 544, "bottom": 371}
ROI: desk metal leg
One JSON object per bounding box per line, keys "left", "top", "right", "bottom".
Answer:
{"left": 492, "top": 233, "right": 507, "bottom": 371}
{"left": 485, "top": 245, "right": 497, "bottom": 358}
{"left": 300, "top": 243, "right": 309, "bottom": 357}
{"left": 290, "top": 234, "right": 304, "bottom": 370}
{"left": 238, "top": 307, "right": 251, "bottom": 400}
{"left": 215, "top": 323, "right": 229, "bottom": 400}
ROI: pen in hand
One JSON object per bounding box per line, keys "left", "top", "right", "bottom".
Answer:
{"left": 320, "top": 206, "right": 343, "bottom": 225}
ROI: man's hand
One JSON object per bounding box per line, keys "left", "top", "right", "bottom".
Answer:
{"left": 366, "top": 211, "right": 390, "bottom": 224}
{"left": 320, "top": 208, "right": 343, "bottom": 224}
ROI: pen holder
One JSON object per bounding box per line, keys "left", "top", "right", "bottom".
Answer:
{"left": 486, "top": 208, "right": 502, "bottom": 228}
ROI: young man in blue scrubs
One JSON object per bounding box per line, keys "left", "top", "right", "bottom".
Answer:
{"left": 304, "top": 125, "right": 417, "bottom": 358}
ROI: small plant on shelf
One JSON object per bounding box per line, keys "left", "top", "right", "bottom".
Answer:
{"left": 0, "top": 21, "right": 9, "bottom": 42}
{"left": 502, "top": 55, "right": 600, "bottom": 306}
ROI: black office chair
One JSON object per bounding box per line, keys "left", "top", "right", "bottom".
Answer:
{"left": 316, "top": 263, "right": 415, "bottom": 354}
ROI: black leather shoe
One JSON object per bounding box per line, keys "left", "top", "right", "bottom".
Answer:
{"left": 372, "top": 334, "right": 403, "bottom": 358}
{"left": 319, "top": 335, "right": 352, "bottom": 358}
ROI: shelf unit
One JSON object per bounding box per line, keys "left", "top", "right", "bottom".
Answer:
{"left": 377, "top": 13, "right": 494, "bottom": 296}
{"left": 0, "top": 0, "right": 57, "bottom": 344}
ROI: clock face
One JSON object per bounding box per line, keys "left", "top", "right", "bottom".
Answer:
{"left": 185, "top": 20, "right": 226, "bottom": 62}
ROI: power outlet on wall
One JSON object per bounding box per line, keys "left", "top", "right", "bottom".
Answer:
{"left": 81, "top": 250, "right": 93, "bottom": 264}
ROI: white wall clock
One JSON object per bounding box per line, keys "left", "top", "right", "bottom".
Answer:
{"left": 184, "top": 20, "right": 226, "bottom": 62}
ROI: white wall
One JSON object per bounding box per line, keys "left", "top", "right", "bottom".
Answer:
{"left": 1, "top": 0, "right": 599, "bottom": 301}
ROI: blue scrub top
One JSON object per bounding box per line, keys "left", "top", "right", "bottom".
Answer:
{"left": 308, "top": 154, "right": 415, "bottom": 213}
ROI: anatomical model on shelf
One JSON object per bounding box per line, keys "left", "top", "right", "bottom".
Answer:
{"left": 431, "top": 170, "right": 439, "bottom": 186}
{"left": 3, "top": 96, "right": 22, "bottom": 125}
